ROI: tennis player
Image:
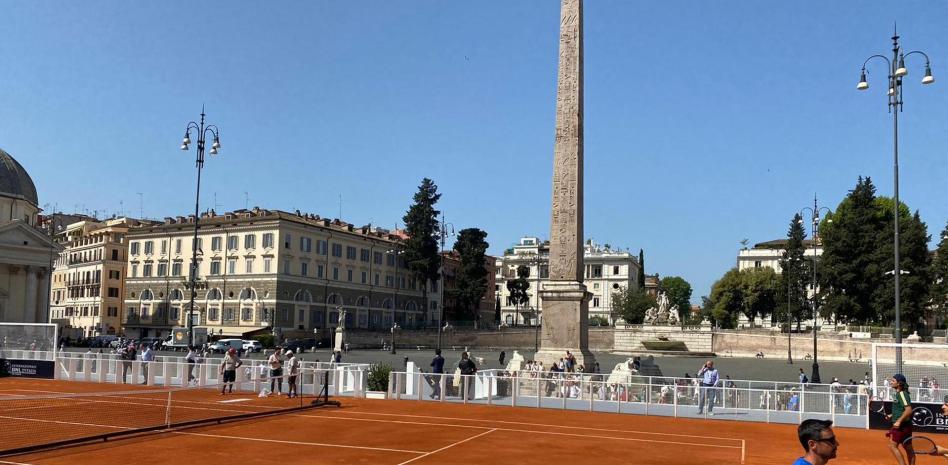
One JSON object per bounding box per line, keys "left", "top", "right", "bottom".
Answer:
{"left": 793, "top": 419, "right": 838, "bottom": 465}
{"left": 886, "top": 374, "right": 915, "bottom": 465}
{"left": 285, "top": 350, "right": 300, "bottom": 399}
{"left": 219, "top": 348, "right": 242, "bottom": 395}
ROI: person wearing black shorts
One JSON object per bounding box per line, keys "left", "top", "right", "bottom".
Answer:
{"left": 268, "top": 348, "right": 284, "bottom": 395}
{"left": 219, "top": 348, "right": 242, "bottom": 395}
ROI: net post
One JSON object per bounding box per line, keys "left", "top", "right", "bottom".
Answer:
{"left": 536, "top": 378, "right": 541, "bottom": 408}
{"left": 766, "top": 389, "right": 771, "bottom": 424}
{"left": 463, "top": 375, "right": 468, "bottom": 405}
{"left": 673, "top": 382, "right": 678, "bottom": 418}
{"left": 799, "top": 384, "right": 804, "bottom": 423}
{"left": 512, "top": 374, "right": 518, "bottom": 407}
{"left": 561, "top": 378, "right": 566, "bottom": 410}
{"left": 588, "top": 380, "right": 594, "bottom": 411}
{"left": 97, "top": 353, "right": 107, "bottom": 383}
{"left": 487, "top": 374, "right": 493, "bottom": 406}
{"left": 417, "top": 372, "right": 423, "bottom": 401}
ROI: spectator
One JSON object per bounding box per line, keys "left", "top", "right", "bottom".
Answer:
{"left": 788, "top": 391, "right": 800, "bottom": 411}
{"left": 141, "top": 345, "right": 155, "bottom": 385}
{"left": 185, "top": 346, "right": 198, "bottom": 385}
{"left": 830, "top": 378, "right": 842, "bottom": 412}
{"left": 799, "top": 368, "right": 809, "bottom": 384}
{"left": 285, "top": 350, "right": 299, "bottom": 398}
{"left": 458, "top": 352, "right": 477, "bottom": 400}
{"left": 430, "top": 349, "right": 445, "bottom": 399}
{"left": 268, "top": 348, "right": 283, "bottom": 396}
{"left": 697, "top": 360, "right": 719, "bottom": 415}
{"left": 119, "top": 343, "right": 136, "bottom": 384}
{"left": 792, "top": 419, "right": 838, "bottom": 465}
{"left": 499, "top": 350, "right": 506, "bottom": 367}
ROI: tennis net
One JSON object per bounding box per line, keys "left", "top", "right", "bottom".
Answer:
{"left": 0, "top": 368, "right": 337, "bottom": 456}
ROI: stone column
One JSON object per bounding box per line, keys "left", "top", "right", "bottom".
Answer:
{"left": 37, "top": 268, "right": 50, "bottom": 324}
{"left": 536, "top": 0, "right": 595, "bottom": 371}
{"left": 24, "top": 266, "right": 39, "bottom": 323}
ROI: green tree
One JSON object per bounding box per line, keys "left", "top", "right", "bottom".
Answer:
{"left": 870, "top": 199, "right": 931, "bottom": 331}
{"left": 612, "top": 286, "right": 655, "bottom": 325}
{"left": 506, "top": 265, "right": 530, "bottom": 325}
{"left": 709, "top": 267, "right": 779, "bottom": 328}
{"left": 402, "top": 178, "right": 442, "bottom": 319}
{"left": 776, "top": 213, "right": 810, "bottom": 330}
{"left": 660, "top": 276, "right": 692, "bottom": 323}
{"left": 742, "top": 267, "right": 779, "bottom": 325}
{"left": 931, "top": 222, "right": 948, "bottom": 324}
{"left": 820, "top": 177, "right": 884, "bottom": 324}
{"left": 448, "top": 228, "right": 490, "bottom": 324}
{"left": 638, "top": 249, "right": 646, "bottom": 289}
{"left": 709, "top": 269, "right": 743, "bottom": 329}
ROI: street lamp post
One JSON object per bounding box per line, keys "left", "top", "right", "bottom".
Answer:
{"left": 437, "top": 215, "right": 454, "bottom": 350}
{"left": 857, "top": 29, "right": 934, "bottom": 372}
{"left": 390, "top": 323, "right": 399, "bottom": 355}
{"left": 800, "top": 196, "right": 830, "bottom": 384}
{"left": 787, "top": 276, "right": 793, "bottom": 364}
{"left": 180, "top": 107, "right": 221, "bottom": 348}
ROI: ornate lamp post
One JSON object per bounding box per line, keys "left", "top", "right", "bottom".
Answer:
{"left": 856, "top": 29, "right": 934, "bottom": 372}
{"left": 180, "top": 107, "right": 221, "bottom": 347}
{"left": 800, "top": 196, "right": 830, "bottom": 384}
{"left": 390, "top": 322, "right": 399, "bottom": 355}
{"left": 437, "top": 215, "right": 454, "bottom": 350}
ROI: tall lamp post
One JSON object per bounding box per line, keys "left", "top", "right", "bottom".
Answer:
{"left": 786, "top": 276, "right": 793, "bottom": 364}
{"left": 437, "top": 215, "right": 454, "bottom": 350}
{"left": 857, "top": 30, "right": 934, "bottom": 372}
{"left": 180, "top": 108, "right": 221, "bottom": 347}
{"left": 800, "top": 196, "right": 830, "bottom": 384}
{"left": 390, "top": 322, "right": 399, "bottom": 355}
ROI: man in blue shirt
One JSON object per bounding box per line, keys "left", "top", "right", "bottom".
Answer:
{"left": 792, "top": 419, "right": 838, "bottom": 465}
{"left": 697, "top": 360, "right": 719, "bottom": 415}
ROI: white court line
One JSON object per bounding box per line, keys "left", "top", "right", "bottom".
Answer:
{"left": 0, "top": 459, "right": 35, "bottom": 465}
{"left": 173, "top": 431, "right": 425, "bottom": 455}
{"left": 395, "top": 429, "right": 496, "bottom": 465}
{"left": 218, "top": 398, "right": 253, "bottom": 404}
{"left": 0, "top": 415, "right": 130, "bottom": 430}
{"left": 327, "top": 410, "right": 744, "bottom": 443}
{"left": 297, "top": 413, "right": 741, "bottom": 450}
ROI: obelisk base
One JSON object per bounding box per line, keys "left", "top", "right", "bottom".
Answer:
{"left": 536, "top": 281, "right": 597, "bottom": 373}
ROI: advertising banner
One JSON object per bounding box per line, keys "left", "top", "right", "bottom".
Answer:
{"left": 2, "top": 359, "right": 55, "bottom": 379}
{"left": 869, "top": 400, "right": 948, "bottom": 434}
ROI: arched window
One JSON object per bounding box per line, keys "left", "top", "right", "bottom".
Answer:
{"left": 327, "top": 294, "right": 341, "bottom": 305}
{"left": 382, "top": 298, "right": 393, "bottom": 310}
{"left": 206, "top": 288, "right": 223, "bottom": 300}
{"left": 169, "top": 289, "right": 184, "bottom": 301}
{"left": 356, "top": 296, "right": 369, "bottom": 307}
{"left": 405, "top": 301, "right": 417, "bottom": 311}
{"left": 140, "top": 289, "right": 153, "bottom": 301}
{"left": 294, "top": 289, "right": 313, "bottom": 303}
{"left": 239, "top": 287, "right": 257, "bottom": 301}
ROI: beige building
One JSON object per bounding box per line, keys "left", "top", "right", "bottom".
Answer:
{"left": 122, "top": 209, "right": 430, "bottom": 341}
{"left": 0, "top": 148, "right": 61, "bottom": 324}
{"left": 49, "top": 218, "right": 137, "bottom": 339}
{"left": 495, "top": 237, "right": 641, "bottom": 326}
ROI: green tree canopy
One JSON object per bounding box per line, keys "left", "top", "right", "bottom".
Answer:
{"left": 447, "top": 228, "right": 490, "bottom": 323}
{"left": 931, "top": 222, "right": 948, "bottom": 318}
{"left": 612, "top": 286, "right": 655, "bottom": 325}
{"left": 505, "top": 265, "right": 530, "bottom": 323}
{"left": 660, "top": 276, "right": 692, "bottom": 322}
{"left": 776, "top": 213, "right": 810, "bottom": 329}
{"left": 709, "top": 267, "right": 779, "bottom": 328}
{"left": 402, "top": 178, "right": 442, "bottom": 315}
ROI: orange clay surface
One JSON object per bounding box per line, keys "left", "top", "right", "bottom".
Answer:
{"left": 0, "top": 377, "right": 930, "bottom": 465}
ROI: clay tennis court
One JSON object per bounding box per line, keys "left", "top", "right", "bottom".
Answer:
{"left": 0, "top": 378, "right": 909, "bottom": 465}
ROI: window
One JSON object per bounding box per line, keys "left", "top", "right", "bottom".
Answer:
{"left": 361, "top": 271, "right": 367, "bottom": 284}
{"left": 157, "top": 263, "right": 168, "bottom": 277}
{"left": 593, "top": 283, "right": 600, "bottom": 289}
{"left": 244, "top": 234, "right": 255, "bottom": 249}
{"left": 210, "top": 260, "right": 221, "bottom": 275}
{"left": 143, "top": 263, "right": 153, "bottom": 277}
{"left": 754, "top": 260, "right": 762, "bottom": 268}
{"left": 227, "top": 259, "right": 236, "bottom": 274}
{"left": 284, "top": 233, "right": 292, "bottom": 249}
{"left": 374, "top": 251, "right": 383, "bottom": 264}
{"left": 141, "top": 306, "right": 150, "bottom": 318}
{"left": 283, "top": 261, "right": 291, "bottom": 275}
{"left": 144, "top": 241, "right": 154, "bottom": 254}
{"left": 171, "top": 307, "right": 180, "bottom": 320}
{"left": 172, "top": 262, "right": 182, "bottom": 276}
{"left": 108, "top": 287, "right": 119, "bottom": 298}
{"left": 225, "top": 308, "right": 235, "bottom": 320}
{"left": 194, "top": 238, "right": 202, "bottom": 252}
{"left": 431, "top": 280, "right": 438, "bottom": 292}
{"left": 613, "top": 265, "right": 620, "bottom": 275}
{"left": 108, "top": 307, "right": 118, "bottom": 317}
{"left": 131, "top": 263, "right": 138, "bottom": 277}
{"left": 175, "top": 239, "right": 182, "bottom": 254}
{"left": 211, "top": 236, "right": 222, "bottom": 251}
{"left": 264, "top": 257, "right": 272, "bottom": 273}
{"left": 112, "top": 249, "right": 119, "bottom": 261}
{"left": 209, "top": 308, "right": 219, "bottom": 321}
{"left": 301, "top": 262, "right": 308, "bottom": 276}
{"left": 245, "top": 258, "right": 253, "bottom": 274}
{"left": 228, "top": 236, "right": 238, "bottom": 250}
{"left": 374, "top": 274, "right": 380, "bottom": 286}
{"left": 317, "top": 264, "right": 324, "bottom": 278}
{"left": 300, "top": 237, "right": 312, "bottom": 252}
{"left": 361, "top": 249, "right": 370, "bottom": 262}
{"left": 109, "top": 270, "right": 120, "bottom": 279}
{"left": 317, "top": 240, "right": 328, "bottom": 255}
{"left": 262, "top": 233, "right": 274, "bottom": 248}
{"left": 130, "top": 242, "right": 140, "bottom": 255}
{"left": 593, "top": 297, "right": 600, "bottom": 307}
{"left": 592, "top": 265, "right": 603, "bottom": 278}
{"left": 332, "top": 267, "right": 339, "bottom": 280}
{"left": 160, "top": 240, "right": 167, "bottom": 255}
{"left": 386, "top": 275, "right": 394, "bottom": 287}
{"left": 346, "top": 246, "right": 357, "bottom": 260}
{"left": 242, "top": 308, "right": 252, "bottom": 321}
{"left": 387, "top": 254, "right": 395, "bottom": 267}
{"left": 347, "top": 269, "right": 353, "bottom": 282}
{"left": 332, "top": 243, "right": 343, "bottom": 257}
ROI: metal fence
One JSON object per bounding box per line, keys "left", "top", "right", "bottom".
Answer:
{"left": 387, "top": 370, "right": 869, "bottom": 428}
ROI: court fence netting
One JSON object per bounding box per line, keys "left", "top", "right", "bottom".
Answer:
{"left": 0, "top": 368, "right": 338, "bottom": 457}
{"left": 871, "top": 342, "right": 948, "bottom": 401}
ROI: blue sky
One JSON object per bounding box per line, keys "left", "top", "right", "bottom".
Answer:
{"left": 1, "top": 1, "right": 946, "bottom": 302}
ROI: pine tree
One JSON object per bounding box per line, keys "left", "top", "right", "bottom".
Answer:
{"left": 638, "top": 249, "right": 646, "bottom": 289}
{"left": 777, "top": 213, "right": 809, "bottom": 330}
{"left": 930, "top": 222, "right": 948, "bottom": 320}
{"left": 449, "top": 228, "right": 490, "bottom": 323}
{"left": 402, "top": 178, "right": 441, "bottom": 321}
{"left": 870, "top": 199, "right": 931, "bottom": 330}
{"left": 506, "top": 265, "right": 531, "bottom": 325}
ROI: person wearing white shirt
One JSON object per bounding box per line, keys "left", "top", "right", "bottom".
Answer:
{"left": 285, "top": 350, "right": 300, "bottom": 399}
{"left": 697, "top": 360, "right": 720, "bottom": 415}
{"left": 268, "top": 349, "right": 283, "bottom": 396}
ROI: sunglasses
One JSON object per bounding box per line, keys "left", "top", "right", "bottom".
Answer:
{"left": 814, "top": 436, "right": 838, "bottom": 445}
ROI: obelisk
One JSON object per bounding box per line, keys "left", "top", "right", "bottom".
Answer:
{"left": 537, "top": 0, "right": 595, "bottom": 372}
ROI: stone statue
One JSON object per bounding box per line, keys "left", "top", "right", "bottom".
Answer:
{"left": 337, "top": 309, "right": 347, "bottom": 329}
{"left": 645, "top": 307, "right": 658, "bottom": 324}
{"left": 657, "top": 292, "right": 670, "bottom": 315}
{"left": 668, "top": 305, "right": 680, "bottom": 325}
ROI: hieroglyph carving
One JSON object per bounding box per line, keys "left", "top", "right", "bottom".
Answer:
{"left": 549, "top": 0, "right": 583, "bottom": 282}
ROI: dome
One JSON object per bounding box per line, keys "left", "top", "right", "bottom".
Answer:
{"left": 0, "top": 147, "right": 38, "bottom": 206}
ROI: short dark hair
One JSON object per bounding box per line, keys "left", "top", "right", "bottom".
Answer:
{"left": 798, "top": 419, "right": 833, "bottom": 451}
{"left": 435, "top": 349, "right": 441, "bottom": 355}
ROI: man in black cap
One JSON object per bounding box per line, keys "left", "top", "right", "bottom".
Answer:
{"left": 886, "top": 373, "right": 914, "bottom": 465}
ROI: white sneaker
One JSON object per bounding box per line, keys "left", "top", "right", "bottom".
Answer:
{"left": 708, "top": 412, "right": 715, "bottom": 416}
